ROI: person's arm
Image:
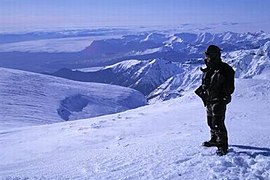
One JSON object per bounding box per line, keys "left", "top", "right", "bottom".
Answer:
{"left": 222, "top": 66, "right": 235, "bottom": 103}
{"left": 195, "top": 85, "right": 209, "bottom": 106}
{"left": 224, "top": 67, "right": 235, "bottom": 95}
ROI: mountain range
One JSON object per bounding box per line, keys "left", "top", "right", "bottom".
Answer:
{"left": 50, "top": 36, "right": 270, "bottom": 102}
{"left": 1, "top": 31, "right": 270, "bottom": 73}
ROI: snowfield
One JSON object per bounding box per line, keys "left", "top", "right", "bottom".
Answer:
{"left": 0, "top": 78, "right": 269, "bottom": 180}
{"left": 0, "top": 68, "right": 147, "bottom": 130}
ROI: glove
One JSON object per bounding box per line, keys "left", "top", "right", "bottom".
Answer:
{"left": 195, "top": 85, "right": 209, "bottom": 106}
{"left": 222, "top": 96, "right": 231, "bottom": 104}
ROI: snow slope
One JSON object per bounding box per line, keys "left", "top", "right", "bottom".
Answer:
{"left": 0, "top": 68, "right": 147, "bottom": 130}
{"left": 0, "top": 78, "right": 269, "bottom": 179}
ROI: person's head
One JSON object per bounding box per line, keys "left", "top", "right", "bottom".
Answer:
{"left": 204, "top": 45, "right": 222, "bottom": 69}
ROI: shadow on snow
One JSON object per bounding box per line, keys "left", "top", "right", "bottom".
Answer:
{"left": 230, "top": 144, "right": 270, "bottom": 158}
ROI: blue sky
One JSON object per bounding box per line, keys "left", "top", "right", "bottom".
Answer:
{"left": 0, "top": 0, "right": 270, "bottom": 31}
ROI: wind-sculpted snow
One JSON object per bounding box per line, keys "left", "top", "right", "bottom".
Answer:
{"left": 0, "top": 79, "right": 269, "bottom": 179}
{"left": 0, "top": 68, "right": 147, "bottom": 129}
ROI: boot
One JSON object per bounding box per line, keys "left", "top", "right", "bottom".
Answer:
{"left": 216, "top": 147, "right": 228, "bottom": 156}
{"left": 215, "top": 131, "right": 228, "bottom": 155}
{"left": 202, "top": 130, "right": 218, "bottom": 147}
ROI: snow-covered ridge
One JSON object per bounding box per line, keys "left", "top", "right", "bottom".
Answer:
{"left": 224, "top": 41, "right": 270, "bottom": 79}
{"left": 0, "top": 68, "right": 147, "bottom": 129}
{"left": 52, "top": 59, "right": 182, "bottom": 97}
{"left": 0, "top": 79, "right": 269, "bottom": 179}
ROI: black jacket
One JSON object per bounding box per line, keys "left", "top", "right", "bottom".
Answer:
{"left": 195, "top": 62, "right": 235, "bottom": 106}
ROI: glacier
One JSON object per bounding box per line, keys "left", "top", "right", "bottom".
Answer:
{"left": 0, "top": 67, "right": 147, "bottom": 130}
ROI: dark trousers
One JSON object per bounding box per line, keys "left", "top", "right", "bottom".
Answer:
{"left": 206, "top": 102, "right": 228, "bottom": 149}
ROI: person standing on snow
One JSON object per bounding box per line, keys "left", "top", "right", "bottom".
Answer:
{"left": 195, "top": 45, "right": 235, "bottom": 156}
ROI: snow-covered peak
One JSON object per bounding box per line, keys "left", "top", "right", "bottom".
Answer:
{"left": 223, "top": 46, "right": 270, "bottom": 79}
{"left": 261, "top": 41, "right": 270, "bottom": 54}
{"left": 105, "top": 59, "right": 145, "bottom": 71}
{"left": 196, "top": 32, "right": 214, "bottom": 44}
{"left": 165, "top": 35, "right": 183, "bottom": 44}
{"left": 141, "top": 33, "right": 167, "bottom": 43}
{"left": 174, "top": 32, "right": 198, "bottom": 43}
